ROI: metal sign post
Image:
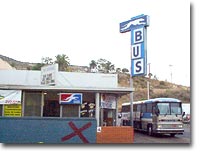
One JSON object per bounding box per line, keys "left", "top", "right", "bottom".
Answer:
{"left": 120, "top": 14, "right": 150, "bottom": 126}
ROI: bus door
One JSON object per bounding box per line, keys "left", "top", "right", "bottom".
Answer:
{"left": 136, "top": 104, "right": 141, "bottom": 121}
{"left": 134, "top": 104, "right": 142, "bottom": 129}
{"left": 152, "top": 104, "right": 158, "bottom": 127}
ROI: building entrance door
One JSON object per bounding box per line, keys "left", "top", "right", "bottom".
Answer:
{"left": 103, "top": 109, "right": 116, "bottom": 126}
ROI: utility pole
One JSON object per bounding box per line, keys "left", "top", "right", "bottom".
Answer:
{"left": 147, "top": 63, "right": 151, "bottom": 99}
{"left": 130, "top": 74, "right": 133, "bottom": 126}
{"left": 169, "top": 64, "right": 173, "bottom": 83}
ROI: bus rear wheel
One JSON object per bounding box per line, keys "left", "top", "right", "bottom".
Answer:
{"left": 147, "top": 125, "right": 153, "bottom": 136}
{"left": 170, "top": 133, "right": 176, "bottom": 137}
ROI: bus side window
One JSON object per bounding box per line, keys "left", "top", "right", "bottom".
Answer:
{"left": 133, "top": 104, "right": 137, "bottom": 111}
{"left": 147, "top": 103, "right": 152, "bottom": 113}
{"left": 122, "top": 105, "right": 130, "bottom": 112}
{"left": 137, "top": 104, "right": 141, "bottom": 112}
{"left": 141, "top": 104, "right": 146, "bottom": 113}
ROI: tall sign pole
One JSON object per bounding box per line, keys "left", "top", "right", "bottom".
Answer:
{"left": 120, "top": 14, "right": 150, "bottom": 126}
{"left": 147, "top": 63, "right": 151, "bottom": 99}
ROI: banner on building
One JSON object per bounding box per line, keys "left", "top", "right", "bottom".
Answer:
{"left": 0, "top": 90, "right": 22, "bottom": 105}
{"left": 100, "top": 94, "right": 116, "bottom": 109}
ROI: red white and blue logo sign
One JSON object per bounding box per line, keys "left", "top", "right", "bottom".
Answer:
{"left": 59, "top": 93, "right": 82, "bottom": 104}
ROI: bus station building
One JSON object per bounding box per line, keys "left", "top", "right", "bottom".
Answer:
{"left": 0, "top": 69, "right": 133, "bottom": 143}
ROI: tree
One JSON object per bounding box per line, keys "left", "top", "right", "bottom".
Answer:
{"left": 55, "top": 54, "right": 70, "bottom": 71}
{"left": 42, "top": 57, "right": 53, "bottom": 65}
{"left": 31, "top": 63, "right": 45, "bottom": 70}
{"left": 105, "top": 61, "right": 115, "bottom": 73}
{"left": 89, "top": 60, "right": 98, "bottom": 73}
{"left": 31, "top": 57, "right": 50, "bottom": 70}
{"left": 96, "top": 58, "right": 115, "bottom": 73}
{"left": 116, "top": 68, "right": 121, "bottom": 73}
{"left": 122, "top": 68, "right": 129, "bottom": 73}
{"left": 148, "top": 73, "right": 153, "bottom": 79}
{"left": 89, "top": 60, "right": 97, "bottom": 69}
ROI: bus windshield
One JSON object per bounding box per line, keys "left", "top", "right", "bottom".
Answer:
{"left": 157, "top": 102, "right": 182, "bottom": 115}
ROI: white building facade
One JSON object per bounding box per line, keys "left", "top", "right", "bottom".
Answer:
{"left": 0, "top": 69, "right": 133, "bottom": 126}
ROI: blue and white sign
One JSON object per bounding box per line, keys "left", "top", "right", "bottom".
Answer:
{"left": 120, "top": 14, "right": 149, "bottom": 77}
{"left": 120, "top": 15, "right": 149, "bottom": 33}
{"left": 131, "top": 26, "right": 147, "bottom": 76}
{"left": 131, "top": 58, "right": 145, "bottom": 76}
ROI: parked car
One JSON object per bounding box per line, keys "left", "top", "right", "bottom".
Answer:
{"left": 183, "top": 114, "right": 190, "bottom": 123}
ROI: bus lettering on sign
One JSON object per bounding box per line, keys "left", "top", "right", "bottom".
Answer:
{"left": 120, "top": 14, "right": 149, "bottom": 77}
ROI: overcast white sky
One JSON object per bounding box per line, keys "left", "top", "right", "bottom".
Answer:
{"left": 0, "top": 0, "right": 190, "bottom": 86}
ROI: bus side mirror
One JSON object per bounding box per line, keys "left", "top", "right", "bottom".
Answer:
{"left": 182, "top": 112, "right": 185, "bottom": 117}
{"left": 155, "top": 109, "right": 160, "bottom": 116}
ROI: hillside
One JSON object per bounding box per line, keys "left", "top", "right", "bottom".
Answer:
{"left": 0, "top": 54, "right": 35, "bottom": 70}
{"left": 0, "top": 54, "right": 89, "bottom": 72}
{"left": 117, "top": 73, "right": 190, "bottom": 110}
{"left": 0, "top": 54, "right": 190, "bottom": 108}
{"left": 0, "top": 58, "right": 15, "bottom": 70}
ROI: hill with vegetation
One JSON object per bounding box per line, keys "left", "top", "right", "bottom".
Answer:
{"left": 117, "top": 73, "right": 190, "bottom": 110}
{"left": 0, "top": 54, "right": 190, "bottom": 109}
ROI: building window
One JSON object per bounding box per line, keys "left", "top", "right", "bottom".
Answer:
{"left": 80, "top": 102, "right": 95, "bottom": 117}
{"left": 137, "top": 104, "right": 141, "bottom": 111}
{"left": 24, "top": 91, "right": 42, "bottom": 117}
{"left": 62, "top": 105, "right": 79, "bottom": 117}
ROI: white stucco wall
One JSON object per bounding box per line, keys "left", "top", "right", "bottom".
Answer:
{"left": 0, "top": 70, "right": 118, "bottom": 88}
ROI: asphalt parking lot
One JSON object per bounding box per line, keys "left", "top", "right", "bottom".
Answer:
{"left": 133, "top": 124, "right": 190, "bottom": 144}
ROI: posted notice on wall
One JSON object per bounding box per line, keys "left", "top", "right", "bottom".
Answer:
{"left": 41, "top": 64, "right": 58, "bottom": 86}
{"left": 0, "top": 90, "right": 22, "bottom": 105}
{"left": 4, "top": 104, "right": 22, "bottom": 117}
{"left": 100, "top": 94, "right": 117, "bottom": 109}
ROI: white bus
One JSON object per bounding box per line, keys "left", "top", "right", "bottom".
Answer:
{"left": 121, "top": 98, "right": 185, "bottom": 136}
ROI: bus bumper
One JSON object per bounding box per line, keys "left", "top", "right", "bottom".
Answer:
{"left": 155, "top": 128, "right": 184, "bottom": 134}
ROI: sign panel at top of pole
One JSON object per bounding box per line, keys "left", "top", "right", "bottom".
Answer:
{"left": 119, "top": 14, "right": 149, "bottom": 33}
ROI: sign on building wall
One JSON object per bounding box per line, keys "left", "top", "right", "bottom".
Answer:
{"left": 4, "top": 104, "right": 22, "bottom": 117}
{"left": 120, "top": 14, "right": 150, "bottom": 77}
{"left": 100, "top": 94, "right": 117, "bottom": 109}
{"left": 0, "top": 90, "right": 22, "bottom": 105}
{"left": 41, "top": 64, "right": 58, "bottom": 85}
{"left": 59, "top": 93, "right": 82, "bottom": 104}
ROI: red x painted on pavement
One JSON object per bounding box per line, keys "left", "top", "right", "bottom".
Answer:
{"left": 61, "top": 121, "right": 92, "bottom": 143}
